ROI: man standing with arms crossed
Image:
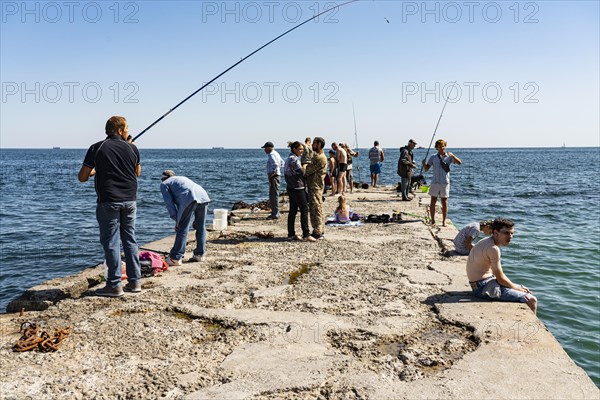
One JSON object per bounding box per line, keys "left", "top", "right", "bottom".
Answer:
{"left": 78, "top": 116, "right": 142, "bottom": 297}
{"left": 466, "top": 218, "right": 537, "bottom": 314}
{"left": 306, "top": 137, "right": 327, "bottom": 240}
{"left": 368, "top": 140, "right": 385, "bottom": 188}
{"left": 261, "top": 141, "right": 284, "bottom": 220}
{"left": 398, "top": 139, "right": 417, "bottom": 201}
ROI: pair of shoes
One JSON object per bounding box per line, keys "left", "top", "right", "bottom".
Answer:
{"left": 303, "top": 235, "right": 317, "bottom": 242}
{"left": 401, "top": 197, "right": 412, "bottom": 201}
{"left": 166, "top": 256, "right": 182, "bottom": 266}
{"left": 95, "top": 284, "right": 124, "bottom": 297}
{"left": 311, "top": 233, "right": 325, "bottom": 240}
{"left": 188, "top": 255, "right": 205, "bottom": 262}
{"left": 266, "top": 215, "right": 280, "bottom": 220}
{"left": 287, "top": 235, "right": 302, "bottom": 241}
{"left": 124, "top": 281, "right": 142, "bottom": 293}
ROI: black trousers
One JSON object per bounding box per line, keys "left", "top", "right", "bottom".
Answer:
{"left": 287, "top": 188, "right": 310, "bottom": 237}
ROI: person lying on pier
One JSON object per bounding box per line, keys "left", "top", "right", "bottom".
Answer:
{"left": 466, "top": 218, "right": 537, "bottom": 314}
{"left": 453, "top": 220, "right": 493, "bottom": 255}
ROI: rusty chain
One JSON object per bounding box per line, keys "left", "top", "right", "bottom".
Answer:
{"left": 14, "top": 322, "right": 72, "bottom": 352}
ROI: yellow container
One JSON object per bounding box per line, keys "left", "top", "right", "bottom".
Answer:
{"left": 421, "top": 185, "right": 430, "bottom": 193}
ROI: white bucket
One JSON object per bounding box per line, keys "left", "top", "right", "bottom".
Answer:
{"left": 213, "top": 209, "right": 228, "bottom": 230}
{"left": 214, "top": 209, "right": 228, "bottom": 220}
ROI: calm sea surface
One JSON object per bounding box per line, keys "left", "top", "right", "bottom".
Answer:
{"left": 1, "top": 147, "right": 598, "bottom": 385}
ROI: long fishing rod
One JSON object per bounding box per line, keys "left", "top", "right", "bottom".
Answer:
{"left": 417, "top": 81, "right": 457, "bottom": 176}
{"left": 352, "top": 103, "right": 361, "bottom": 183}
{"left": 132, "top": 0, "right": 359, "bottom": 142}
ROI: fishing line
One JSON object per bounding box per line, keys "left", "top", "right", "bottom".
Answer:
{"left": 417, "top": 81, "right": 458, "bottom": 176}
{"left": 352, "top": 104, "right": 361, "bottom": 183}
{"left": 132, "top": 0, "right": 359, "bottom": 142}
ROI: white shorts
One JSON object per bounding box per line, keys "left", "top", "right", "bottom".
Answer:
{"left": 429, "top": 183, "right": 449, "bottom": 198}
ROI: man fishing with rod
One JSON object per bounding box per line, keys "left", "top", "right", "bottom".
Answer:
{"left": 417, "top": 82, "right": 461, "bottom": 227}
{"left": 77, "top": 1, "right": 358, "bottom": 296}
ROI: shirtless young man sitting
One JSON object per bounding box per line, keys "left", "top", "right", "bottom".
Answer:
{"left": 466, "top": 218, "right": 537, "bottom": 314}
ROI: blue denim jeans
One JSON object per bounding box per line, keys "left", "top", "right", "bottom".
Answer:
{"left": 269, "top": 175, "right": 280, "bottom": 217}
{"left": 170, "top": 201, "right": 208, "bottom": 260}
{"left": 96, "top": 201, "right": 141, "bottom": 287}
{"left": 471, "top": 276, "right": 530, "bottom": 303}
{"left": 401, "top": 176, "right": 411, "bottom": 199}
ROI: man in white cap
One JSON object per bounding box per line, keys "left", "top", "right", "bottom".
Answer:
{"left": 160, "top": 170, "right": 211, "bottom": 265}
{"left": 261, "top": 141, "right": 284, "bottom": 219}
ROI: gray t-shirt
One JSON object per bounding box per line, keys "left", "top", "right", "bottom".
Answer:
{"left": 453, "top": 222, "right": 480, "bottom": 255}
{"left": 427, "top": 153, "right": 454, "bottom": 185}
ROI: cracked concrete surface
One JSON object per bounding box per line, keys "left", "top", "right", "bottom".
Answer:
{"left": 0, "top": 188, "right": 597, "bottom": 399}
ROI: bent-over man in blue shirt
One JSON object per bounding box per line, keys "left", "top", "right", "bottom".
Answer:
{"left": 160, "top": 170, "right": 211, "bottom": 265}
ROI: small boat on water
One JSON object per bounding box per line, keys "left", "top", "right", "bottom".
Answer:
{"left": 212, "top": 147, "right": 225, "bottom": 149}
{"left": 52, "top": 147, "right": 61, "bottom": 149}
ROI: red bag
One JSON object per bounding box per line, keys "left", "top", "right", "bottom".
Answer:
{"left": 139, "top": 251, "right": 168, "bottom": 274}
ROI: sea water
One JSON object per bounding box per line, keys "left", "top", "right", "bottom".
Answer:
{"left": 0, "top": 147, "right": 598, "bottom": 386}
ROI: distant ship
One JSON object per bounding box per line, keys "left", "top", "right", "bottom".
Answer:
{"left": 52, "top": 147, "right": 61, "bottom": 149}
{"left": 212, "top": 147, "right": 225, "bottom": 149}
{"left": 561, "top": 142, "right": 566, "bottom": 148}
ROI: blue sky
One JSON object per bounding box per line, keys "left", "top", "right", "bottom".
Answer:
{"left": 1, "top": 0, "right": 598, "bottom": 149}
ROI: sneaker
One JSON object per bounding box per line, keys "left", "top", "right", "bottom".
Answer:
{"left": 303, "top": 235, "right": 317, "bottom": 242}
{"left": 311, "top": 233, "right": 325, "bottom": 240}
{"left": 95, "top": 284, "right": 124, "bottom": 297}
{"left": 166, "top": 256, "right": 182, "bottom": 266}
{"left": 287, "top": 235, "right": 301, "bottom": 241}
{"left": 124, "top": 281, "right": 142, "bottom": 293}
{"left": 188, "top": 255, "right": 205, "bottom": 262}
{"left": 266, "top": 215, "right": 280, "bottom": 220}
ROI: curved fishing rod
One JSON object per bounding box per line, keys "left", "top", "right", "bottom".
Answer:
{"left": 417, "top": 81, "right": 457, "bottom": 176}
{"left": 132, "top": 0, "right": 359, "bottom": 142}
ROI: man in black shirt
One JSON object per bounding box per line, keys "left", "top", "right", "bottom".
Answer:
{"left": 78, "top": 116, "right": 142, "bottom": 297}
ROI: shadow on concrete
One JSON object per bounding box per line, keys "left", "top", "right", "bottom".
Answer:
{"left": 425, "top": 291, "right": 491, "bottom": 305}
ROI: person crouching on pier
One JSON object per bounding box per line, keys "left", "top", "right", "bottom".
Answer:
{"left": 466, "top": 218, "right": 537, "bottom": 314}
{"left": 453, "top": 220, "right": 493, "bottom": 255}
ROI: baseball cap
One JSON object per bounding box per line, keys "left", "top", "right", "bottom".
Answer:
{"left": 261, "top": 141, "right": 274, "bottom": 148}
{"left": 161, "top": 169, "right": 176, "bottom": 181}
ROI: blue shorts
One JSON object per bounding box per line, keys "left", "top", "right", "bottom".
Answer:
{"left": 370, "top": 163, "right": 381, "bottom": 174}
{"left": 470, "top": 276, "right": 532, "bottom": 303}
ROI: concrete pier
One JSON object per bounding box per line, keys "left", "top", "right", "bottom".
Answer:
{"left": 1, "top": 188, "right": 597, "bottom": 399}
